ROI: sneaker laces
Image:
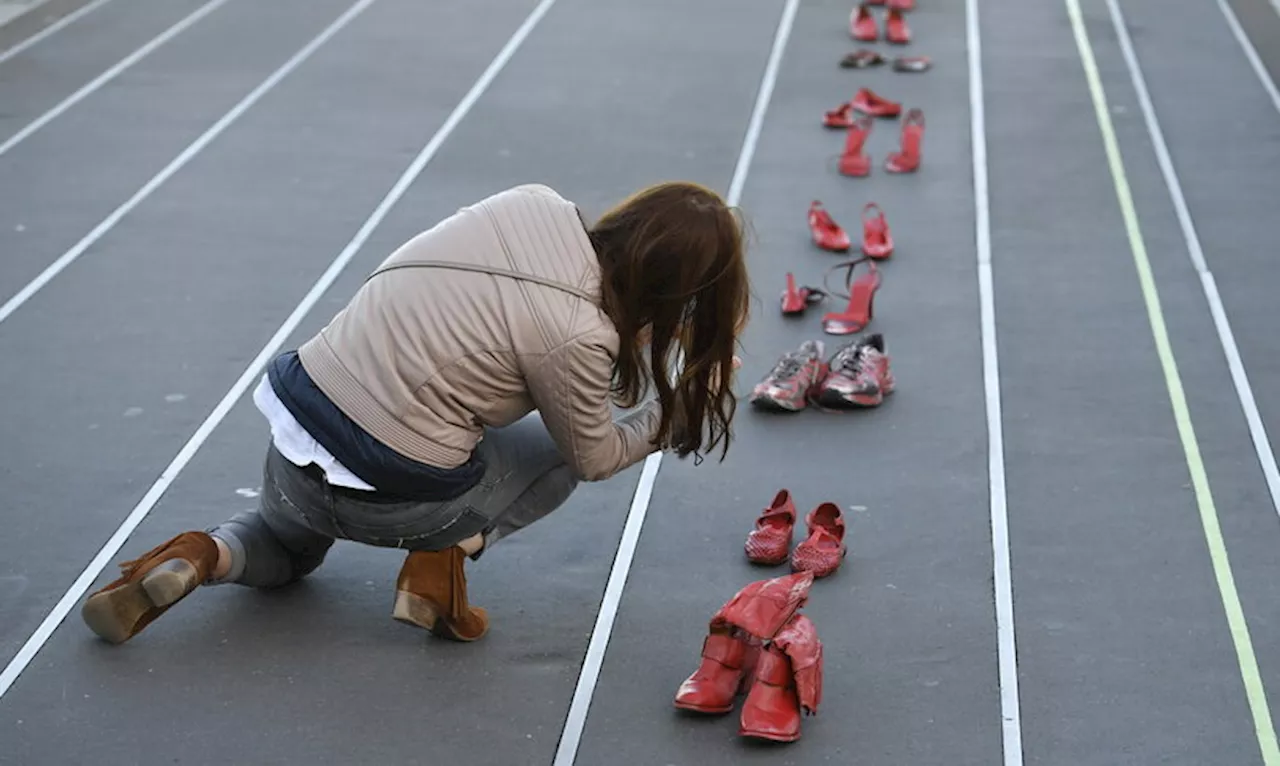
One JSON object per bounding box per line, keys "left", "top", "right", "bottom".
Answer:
{"left": 767, "top": 352, "right": 807, "bottom": 382}
{"left": 829, "top": 343, "right": 869, "bottom": 375}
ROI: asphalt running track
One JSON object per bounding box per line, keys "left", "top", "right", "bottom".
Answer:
{"left": 1, "top": 0, "right": 1280, "bottom": 763}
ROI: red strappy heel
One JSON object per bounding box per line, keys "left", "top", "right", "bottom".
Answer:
{"left": 781, "top": 273, "right": 826, "bottom": 316}
{"left": 851, "top": 87, "right": 902, "bottom": 118}
{"left": 822, "top": 102, "right": 855, "bottom": 129}
{"left": 861, "top": 203, "right": 894, "bottom": 259}
{"left": 885, "top": 108, "right": 924, "bottom": 173}
{"left": 886, "top": 8, "right": 911, "bottom": 43}
{"left": 808, "top": 201, "right": 851, "bottom": 252}
{"left": 837, "top": 115, "right": 873, "bottom": 177}
{"left": 850, "top": 4, "right": 878, "bottom": 41}
{"left": 821, "top": 257, "right": 881, "bottom": 336}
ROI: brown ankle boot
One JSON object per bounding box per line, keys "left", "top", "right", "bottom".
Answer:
{"left": 81, "top": 531, "right": 220, "bottom": 644}
{"left": 392, "top": 548, "right": 488, "bottom": 642}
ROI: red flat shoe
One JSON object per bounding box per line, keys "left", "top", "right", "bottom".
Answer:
{"left": 822, "top": 101, "right": 855, "bottom": 129}
{"left": 790, "top": 503, "right": 847, "bottom": 578}
{"left": 780, "top": 273, "right": 825, "bottom": 316}
{"left": 808, "top": 201, "right": 851, "bottom": 252}
{"left": 745, "top": 489, "right": 798, "bottom": 565}
{"left": 886, "top": 7, "right": 911, "bottom": 44}
{"left": 851, "top": 87, "right": 901, "bottom": 118}
{"left": 837, "top": 115, "right": 874, "bottom": 177}
{"left": 885, "top": 108, "right": 924, "bottom": 173}
{"left": 849, "top": 4, "right": 878, "bottom": 41}
{"left": 821, "top": 257, "right": 881, "bottom": 335}
{"left": 888, "top": 0, "right": 915, "bottom": 10}
{"left": 861, "top": 203, "right": 894, "bottom": 259}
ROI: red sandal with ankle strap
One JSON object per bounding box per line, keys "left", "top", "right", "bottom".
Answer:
{"left": 808, "top": 201, "right": 851, "bottom": 252}
{"left": 821, "top": 257, "right": 881, "bottom": 336}
{"left": 886, "top": 108, "right": 924, "bottom": 173}
{"left": 861, "top": 203, "right": 894, "bottom": 259}
{"left": 781, "top": 273, "right": 826, "bottom": 316}
{"left": 838, "top": 115, "right": 874, "bottom": 177}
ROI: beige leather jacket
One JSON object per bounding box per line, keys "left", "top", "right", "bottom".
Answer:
{"left": 298, "top": 184, "right": 662, "bottom": 481}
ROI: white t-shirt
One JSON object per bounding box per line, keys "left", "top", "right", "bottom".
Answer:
{"left": 253, "top": 375, "right": 375, "bottom": 491}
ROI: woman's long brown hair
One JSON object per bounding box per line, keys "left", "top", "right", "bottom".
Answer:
{"left": 588, "top": 181, "right": 750, "bottom": 462}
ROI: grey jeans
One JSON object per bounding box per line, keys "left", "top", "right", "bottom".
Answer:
{"left": 209, "top": 413, "right": 578, "bottom": 589}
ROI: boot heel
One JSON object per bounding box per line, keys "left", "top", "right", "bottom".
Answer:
{"left": 82, "top": 583, "right": 151, "bottom": 644}
{"left": 392, "top": 590, "right": 439, "bottom": 632}
{"left": 141, "top": 559, "right": 199, "bottom": 607}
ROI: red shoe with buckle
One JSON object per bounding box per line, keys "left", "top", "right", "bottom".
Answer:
{"left": 823, "top": 102, "right": 855, "bottom": 129}
{"left": 838, "top": 115, "right": 874, "bottom": 177}
{"left": 850, "top": 4, "right": 878, "bottom": 41}
{"left": 781, "top": 273, "right": 825, "bottom": 316}
{"left": 886, "top": 7, "right": 911, "bottom": 43}
{"left": 816, "top": 333, "right": 895, "bottom": 408}
{"left": 821, "top": 258, "right": 880, "bottom": 336}
{"left": 674, "top": 631, "right": 755, "bottom": 714}
{"left": 886, "top": 108, "right": 924, "bottom": 173}
{"left": 790, "top": 503, "right": 847, "bottom": 578}
{"left": 852, "top": 87, "right": 902, "bottom": 118}
{"left": 861, "top": 203, "right": 894, "bottom": 259}
{"left": 750, "top": 340, "right": 828, "bottom": 412}
{"left": 745, "top": 490, "right": 798, "bottom": 565}
{"left": 808, "top": 201, "right": 851, "bottom": 252}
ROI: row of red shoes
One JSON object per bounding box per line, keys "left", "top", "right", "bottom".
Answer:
{"left": 749, "top": 333, "right": 894, "bottom": 412}
{"left": 674, "top": 572, "right": 823, "bottom": 743}
{"left": 786, "top": 201, "right": 890, "bottom": 335}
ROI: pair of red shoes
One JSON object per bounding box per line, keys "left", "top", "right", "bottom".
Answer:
{"left": 823, "top": 88, "right": 902, "bottom": 124}
{"left": 851, "top": 3, "right": 911, "bottom": 44}
{"left": 808, "top": 200, "right": 893, "bottom": 258}
{"left": 746, "top": 490, "right": 848, "bottom": 578}
{"left": 835, "top": 107, "right": 925, "bottom": 176}
{"left": 749, "top": 335, "right": 896, "bottom": 411}
{"left": 783, "top": 256, "right": 881, "bottom": 336}
{"left": 674, "top": 572, "right": 824, "bottom": 743}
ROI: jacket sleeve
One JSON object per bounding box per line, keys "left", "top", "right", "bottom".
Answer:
{"left": 524, "top": 333, "right": 663, "bottom": 482}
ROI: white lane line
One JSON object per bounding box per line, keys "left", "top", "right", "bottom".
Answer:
{"left": 1215, "top": 0, "right": 1280, "bottom": 115}
{"left": 550, "top": 1, "right": 800, "bottom": 763}
{"left": 1107, "top": 1, "right": 1280, "bottom": 536}
{"left": 967, "top": 0, "right": 1024, "bottom": 762}
{"left": 0, "top": 0, "right": 369, "bottom": 328}
{"left": 0, "top": 0, "right": 561, "bottom": 700}
{"left": 0, "top": 0, "right": 114, "bottom": 66}
{"left": 0, "top": 0, "right": 230, "bottom": 158}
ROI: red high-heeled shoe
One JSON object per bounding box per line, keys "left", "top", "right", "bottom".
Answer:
{"left": 885, "top": 108, "right": 924, "bottom": 173}
{"left": 851, "top": 88, "right": 902, "bottom": 118}
{"left": 861, "top": 203, "right": 894, "bottom": 259}
{"left": 849, "top": 4, "right": 878, "bottom": 41}
{"left": 837, "top": 115, "right": 873, "bottom": 177}
{"left": 886, "top": 7, "right": 911, "bottom": 44}
{"left": 821, "top": 257, "right": 881, "bottom": 335}
{"left": 808, "top": 201, "right": 851, "bottom": 252}
{"left": 781, "top": 273, "right": 826, "bottom": 316}
{"left": 822, "top": 101, "right": 855, "bottom": 129}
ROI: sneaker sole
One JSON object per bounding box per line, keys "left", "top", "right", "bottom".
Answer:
{"left": 815, "top": 389, "right": 883, "bottom": 409}
{"left": 750, "top": 397, "right": 806, "bottom": 413}
{"left": 81, "top": 559, "right": 198, "bottom": 644}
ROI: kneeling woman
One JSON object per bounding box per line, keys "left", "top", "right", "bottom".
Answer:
{"left": 82, "top": 182, "right": 749, "bottom": 643}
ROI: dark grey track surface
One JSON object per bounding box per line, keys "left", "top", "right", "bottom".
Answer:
{"left": 2, "top": 0, "right": 1280, "bottom": 763}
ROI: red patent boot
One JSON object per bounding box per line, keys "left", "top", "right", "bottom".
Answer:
{"left": 745, "top": 489, "right": 798, "bottom": 565}
{"left": 739, "top": 644, "right": 802, "bottom": 742}
{"left": 849, "top": 4, "right": 878, "bottom": 41}
{"left": 886, "top": 7, "right": 911, "bottom": 43}
{"left": 674, "top": 631, "right": 755, "bottom": 714}
{"left": 821, "top": 257, "right": 881, "bottom": 335}
{"left": 790, "top": 503, "right": 847, "bottom": 578}
{"left": 739, "top": 614, "right": 824, "bottom": 742}
{"left": 886, "top": 108, "right": 924, "bottom": 173}
{"left": 822, "top": 101, "right": 855, "bottom": 129}
{"left": 851, "top": 87, "right": 902, "bottom": 118}
{"left": 861, "top": 203, "right": 894, "bottom": 259}
{"left": 837, "top": 115, "right": 874, "bottom": 177}
{"left": 780, "top": 273, "right": 825, "bottom": 316}
{"left": 808, "top": 201, "right": 851, "bottom": 252}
